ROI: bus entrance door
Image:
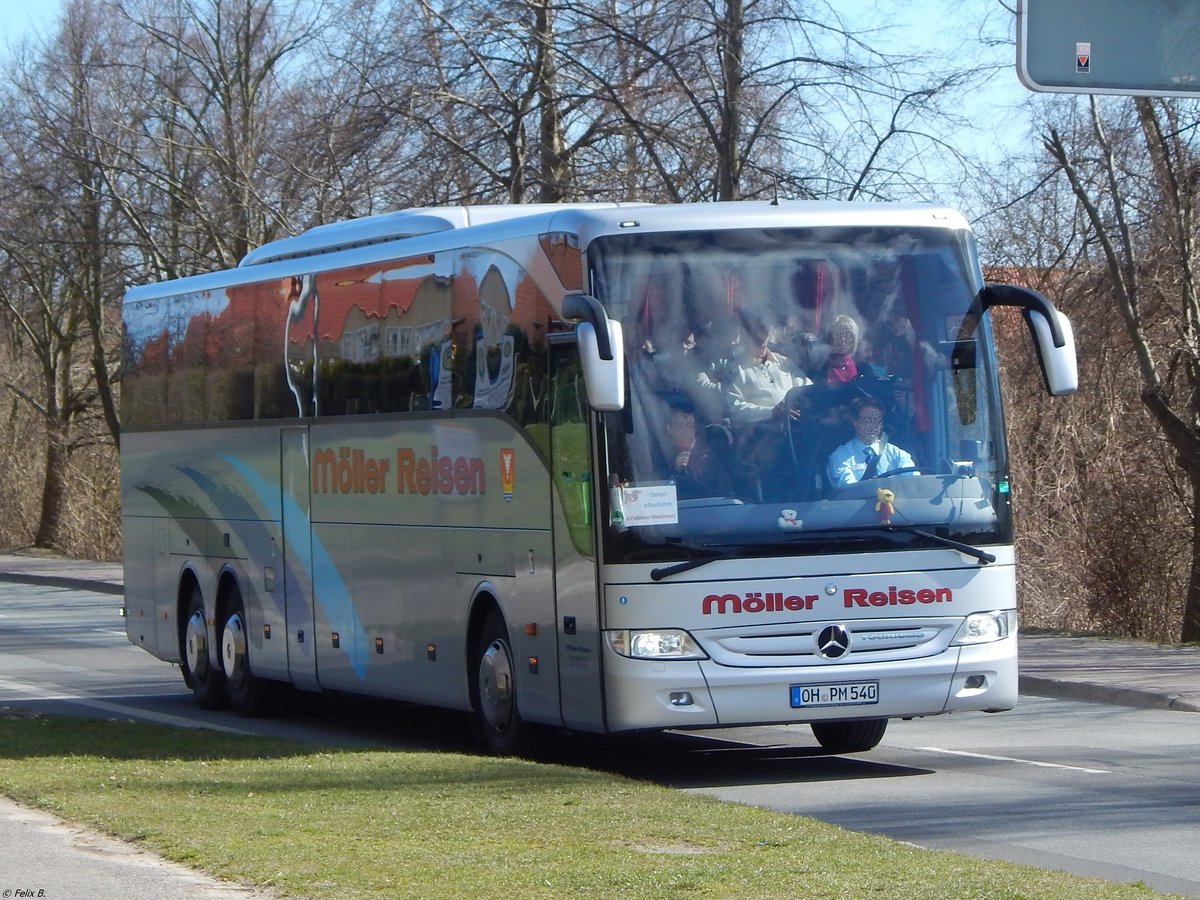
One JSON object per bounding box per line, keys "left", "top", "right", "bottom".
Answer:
{"left": 549, "top": 340, "right": 605, "bottom": 732}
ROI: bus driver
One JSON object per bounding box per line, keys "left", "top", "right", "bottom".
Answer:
{"left": 827, "top": 400, "right": 918, "bottom": 486}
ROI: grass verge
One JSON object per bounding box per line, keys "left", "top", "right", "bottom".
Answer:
{"left": 0, "top": 714, "right": 1173, "bottom": 899}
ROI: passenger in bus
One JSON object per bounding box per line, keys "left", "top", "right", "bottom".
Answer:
{"left": 724, "top": 318, "right": 812, "bottom": 424}
{"left": 662, "top": 402, "right": 734, "bottom": 498}
{"left": 809, "top": 314, "right": 863, "bottom": 383}
{"left": 660, "top": 323, "right": 710, "bottom": 406}
{"left": 631, "top": 320, "right": 702, "bottom": 397}
{"left": 826, "top": 400, "right": 918, "bottom": 487}
{"left": 827, "top": 314, "right": 861, "bottom": 382}
{"left": 687, "top": 321, "right": 738, "bottom": 423}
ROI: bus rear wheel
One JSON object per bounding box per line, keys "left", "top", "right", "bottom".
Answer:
{"left": 181, "top": 583, "right": 227, "bottom": 710}
{"left": 474, "top": 610, "right": 528, "bottom": 756}
{"left": 810, "top": 718, "right": 887, "bottom": 754}
{"left": 219, "top": 583, "right": 280, "bottom": 717}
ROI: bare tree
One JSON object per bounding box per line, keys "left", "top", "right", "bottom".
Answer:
{"left": 388, "top": 0, "right": 614, "bottom": 203}
{"left": 551, "top": 0, "right": 976, "bottom": 201}
{"left": 114, "top": 0, "right": 326, "bottom": 271}
{"left": 1042, "top": 95, "right": 1200, "bottom": 642}
{"left": 0, "top": 0, "right": 131, "bottom": 549}
{"left": 374, "top": 0, "right": 979, "bottom": 204}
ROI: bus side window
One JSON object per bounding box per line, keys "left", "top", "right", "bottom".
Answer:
{"left": 123, "top": 297, "right": 168, "bottom": 427}
{"left": 314, "top": 260, "right": 453, "bottom": 416}
{"left": 252, "top": 278, "right": 294, "bottom": 420}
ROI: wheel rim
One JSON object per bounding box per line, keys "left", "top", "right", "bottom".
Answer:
{"left": 478, "top": 638, "right": 515, "bottom": 733}
{"left": 184, "top": 609, "right": 209, "bottom": 678}
{"left": 221, "top": 611, "right": 248, "bottom": 690}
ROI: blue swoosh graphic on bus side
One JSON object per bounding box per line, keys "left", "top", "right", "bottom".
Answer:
{"left": 177, "top": 463, "right": 266, "bottom": 522}
{"left": 218, "top": 454, "right": 369, "bottom": 680}
{"left": 171, "top": 464, "right": 289, "bottom": 623}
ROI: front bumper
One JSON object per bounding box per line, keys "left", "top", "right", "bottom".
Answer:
{"left": 601, "top": 634, "right": 1017, "bottom": 732}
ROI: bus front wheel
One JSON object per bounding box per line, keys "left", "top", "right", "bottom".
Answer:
{"left": 810, "top": 718, "right": 887, "bottom": 754}
{"left": 474, "top": 610, "right": 528, "bottom": 756}
{"left": 181, "top": 583, "right": 227, "bottom": 710}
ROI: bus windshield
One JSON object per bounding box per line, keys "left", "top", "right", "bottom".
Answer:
{"left": 589, "top": 225, "right": 1010, "bottom": 564}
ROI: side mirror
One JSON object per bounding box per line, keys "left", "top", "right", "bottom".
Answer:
{"left": 1025, "top": 305, "right": 1077, "bottom": 396}
{"left": 563, "top": 294, "right": 626, "bottom": 411}
{"left": 979, "top": 284, "right": 1078, "bottom": 396}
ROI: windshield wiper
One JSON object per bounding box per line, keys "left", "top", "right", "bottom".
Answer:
{"left": 650, "top": 551, "right": 741, "bottom": 581}
{"left": 779, "top": 524, "right": 996, "bottom": 565}
{"left": 649, "top": 526, "right": 995, "bottom": 581}
{"left": 884, "top": 525, "right": 995, "bottom": 564}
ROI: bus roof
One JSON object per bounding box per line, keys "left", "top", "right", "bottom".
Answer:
{"left": 236, "top": 202, "right": 650, "bottom": 267}
{"left": 124, "top": 200, "right": 971, "bottom": 303}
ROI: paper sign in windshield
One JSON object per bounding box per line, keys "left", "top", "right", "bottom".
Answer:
{"left": 621, "top": 483, "right": 679, "bottom": 526}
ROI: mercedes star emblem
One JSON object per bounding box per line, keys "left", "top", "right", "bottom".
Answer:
{"left": 816, "top": 624, "right": 851, "bottom": 659}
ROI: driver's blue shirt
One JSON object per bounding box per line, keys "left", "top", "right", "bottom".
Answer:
{"left": 827, "top": 438, "right": 917, "bottom": 487}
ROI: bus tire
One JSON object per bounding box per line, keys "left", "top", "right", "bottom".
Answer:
{"left": 474, "top": 609, "right": 528, "bottom": 756}
{"left": 181, "top": 582, "right": 227, "bottom": 710}
{"left": 810, "top": 718, "right": 887, "bottom": 754}
{"left": 219, "top": 582, "right": 280, "bottom": 717}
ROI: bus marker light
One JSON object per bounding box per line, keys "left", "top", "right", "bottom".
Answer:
{"left": 427, "top": 644, "right": 437, "bottom": 661}
{"left": 263, "top": 624, "right": 271, "bottom": 640}
{"left": 524, "top": 623, "right": 538, "bottom": 636}
{"left": 375, "top": 638, "right": 385, "bottom": 654}
{"left": 528, "top": 657, "right": 539, "bottom": 674}
{"left": 331, "top": 632, "right": 340, "bottom": 649}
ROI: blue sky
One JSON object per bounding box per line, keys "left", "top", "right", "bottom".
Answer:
{"left": 0, "top": 0, "right": 59, "bottom": 46}
{"left": 0, "top": 0, "right": 1034, "bottom": 181}
{"left": 837, "top": 0, "right": 1034, "bottom": 151}
{"left": 0, "top": 0, "right": 1027, "bottom": 102}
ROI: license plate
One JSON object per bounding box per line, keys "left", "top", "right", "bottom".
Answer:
{"left": 790, "top": 681, "right": 879, "bottom": 708}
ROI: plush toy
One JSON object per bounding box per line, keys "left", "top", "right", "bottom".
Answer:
{"left": 875, "top": 487, "right": 895, "bottom": 524}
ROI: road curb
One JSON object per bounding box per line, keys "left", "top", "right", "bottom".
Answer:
{"left": 0, "top": 571, "right": 124, "bottom": 596}
{"left": 1020, "top": 675, "right": 1200, "bottom": 713}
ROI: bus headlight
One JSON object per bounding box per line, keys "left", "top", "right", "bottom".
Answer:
{"left": 606, "top": 629, "right": 707, "bottom": 660}
{"left": 950, "top": 610, "right": 1016, "bottom": 646}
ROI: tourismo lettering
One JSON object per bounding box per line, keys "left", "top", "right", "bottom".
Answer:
{"left": 396, "top": 446, "right": 485, "bottom": 495}
{"left": 702, "top": 592, "right": 818, "bottom": 615}
{"left": 843, "top": 586, "right": 953, "bottom": 607}
{"left": 312, "top": 447, "right": 391, "bottom": 495}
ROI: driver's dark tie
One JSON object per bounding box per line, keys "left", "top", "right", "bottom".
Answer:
{"left": 862, "top": 447, "right": 879, "bottom": 479}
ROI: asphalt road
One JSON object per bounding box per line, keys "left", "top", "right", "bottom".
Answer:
{"left": 2, "top": 579, "right": 1199, "bottom": 898}
{"left": 651, "top": 707, "right": 1200, "bottom": 898}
